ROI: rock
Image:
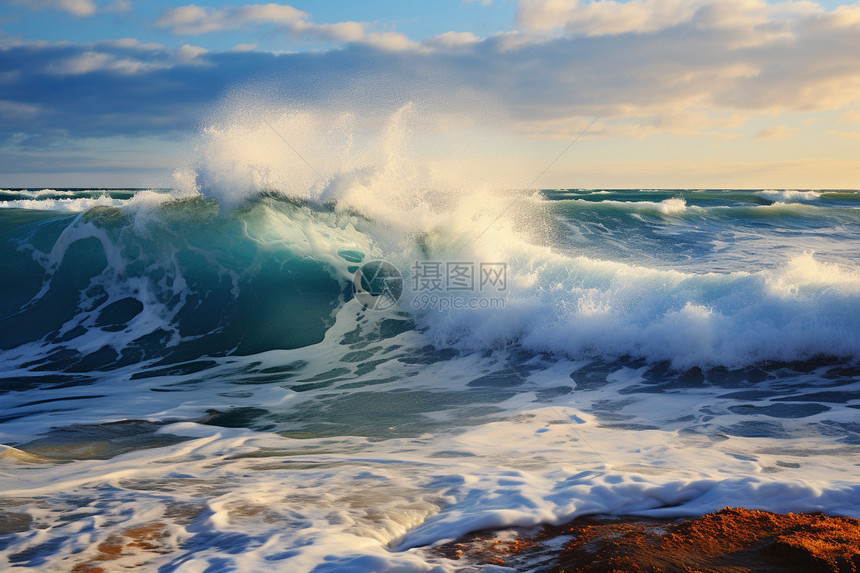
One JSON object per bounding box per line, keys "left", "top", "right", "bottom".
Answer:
{"left": 432, "top": 507, "right": 860, "bottom": 572}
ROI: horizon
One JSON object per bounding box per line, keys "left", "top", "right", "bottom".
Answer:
{"left": 4, "top": 186, "right": 860, "bottom": 192}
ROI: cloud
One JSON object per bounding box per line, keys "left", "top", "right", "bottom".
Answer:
{"left": 0, "top": 40, "right": 223, "bottom": 143}
{"left": 231, "top": 43, "right": 258, "bottom": 53}
{"left": 176, "top": 44, "right": 209, "bottom": 62}
{"left": 0, "top": 100, "right": 40, "bottom": 118}
{"left": 754, "top": 125, "right": 796, "bottom": 139}
{"left": 3, "top": 0, "right": 860, "bottom": 150}
{"left": 105, "top": 0, "right": 131, "bottom": 13}
{"left": 516, "top": 0, "right": 705, "bottom": 35}
{"left": 47, "top": 50, "right": 154, "bottom": 75}
{"left": 156, "top": 4, "right": 306, "bottom": 35}
{"left": 154, "top": 3, "right": 421, "bottom": 51}
{"left": 7, "top": 0, "right": 97, "bottom": 17}
{"left": 423, "top": 31, "right": 481, "bottom": 49}
{"left": 514, "top": 0, "right": 823, "bottom": 39}
{"left": 362, "top": 32, "right": 418, "bottom": 52}
{"left": 37, "top": 42, "right": 209, "bottom": 76}
{"left": 107, "top": 38, "right": 165, "bottom": 51}
{"left": 156, "top": 3, "right": 368, "bottom": 43}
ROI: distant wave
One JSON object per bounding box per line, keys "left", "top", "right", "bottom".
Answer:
{"left": 759, "top": 189, "right": 822, "bottom": 203}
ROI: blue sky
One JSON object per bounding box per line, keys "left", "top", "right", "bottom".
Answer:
{"left": 2, "top": 0, "right": 860, "bottom": 188}
{"left": 2, "top": 1, "right": 518, "bottom": 51}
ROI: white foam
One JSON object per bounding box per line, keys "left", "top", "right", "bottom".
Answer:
{"left": 2, "top": 393, "right": 859, "bottom": 572}
{"left": 655, "top": 196, "right": 688, "bottom": 214}
{"left": 565, "top": 196, "right": 691, "bottom": 216}
{"left": 1, "top": 287, "right": 858, "bottom": 570}
{"left": 405, "top": 236, "right": 860, "bottom": 369}
{"left": 0, "top": 195, "right": 123, "bottom": 211}
{"left": 0, "top": 188, "right": 76, "bottom": 197}
{"left": 759, "top": 189, "right": 822, "bottom": 203}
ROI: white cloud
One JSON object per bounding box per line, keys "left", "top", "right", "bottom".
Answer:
{"left": 516, "top": 0, "right": 705, "bottom": 35}
{"left": 231, "top": 43, "right": 258, "bottom": 52}
{"left": 362, "top": 32, "right": 419, "bottom": 52}
{"left": 514, "top": 0, "right": 824, "bottom": 40}
{"left": 156, "top": 5, "right": 226, "bottom": 34}
{"left": 48, "top": 50, "right": 153, "bottom": 74}
{"left": 423, "top": 31, "right": 481, "bottom": 49}
{"left": 8, "top": 0, "right": 97, "bottom": 16}
{"left": 156, "top": 3, "right": 372, "bottom": 44}
{"left": 176, "top": 44, "right": 208, "bottom": 62}
{"left": 495, "top": 0, "right": 860, "bottom": 126}
{"left": 41, "top": 42, "right": 209, "bottom": 76}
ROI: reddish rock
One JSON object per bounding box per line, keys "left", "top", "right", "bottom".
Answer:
{"left": 433, "top": 507, "right": 860, "bottom": 572}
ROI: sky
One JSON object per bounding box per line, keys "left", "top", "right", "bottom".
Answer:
{"left": 1, "top": 0, "right": 859, "bottom": 189}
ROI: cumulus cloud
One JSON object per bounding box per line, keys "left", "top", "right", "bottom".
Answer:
{"left": 230, "top": 43, "right": 258, "bottom": 52}
{"left": 423, "top": 31, "right": 481, "bottom": 49}
{"left": 47, "top": 50, "right": 153, "bottom": 75}
{"left": 3, "top": 0, "right": 860, "bottom": 148}
{"left": 156, "top": 4, "right": 305, "bottom": 35}
{"left": 516, "top": 0, "right": 705, "bottom": 35}
{"left": 0, "top": 40, "right": 223, "bottom": 144}
{"left": 514, "top": 0, "right": 823, "bottom": 38}
{"left": 8, "top": 0, "right": 97, "bottom": 17}
{"left": 36, "top": 41, "right": 209, "bottom": 76}
{"left": 156, "top": 3, "right": 369, "bottom": 44}
{"left": 154, "top": 3, "right": 422, "bottom": 51}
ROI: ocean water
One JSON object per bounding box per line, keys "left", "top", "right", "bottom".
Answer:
{"left": 1, "top": 154, "right": 860, "bottom": 569}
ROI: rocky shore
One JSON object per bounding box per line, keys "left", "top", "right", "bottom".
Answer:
{"left": 433, "top": 507, "right": 860, "bottom": 572}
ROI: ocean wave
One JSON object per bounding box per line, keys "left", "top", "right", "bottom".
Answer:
{"left": 0, "top": 196, "right": 372, "bottom": 369}
{"left": 759, "top": 189, "right": 822, "bottom": 203}
{"left": 1, "top": 187, "right": 857, "bottom": 371}
{"left": 562, "top": 196, "right": 692, "bottom": 216}
{"left": 1, "top": 106, "right": 857, "bottom": 372}
{"left": 0, "top": 195, "right": 124, "bottom": 211}
{"left": 411, "top": 248, "right": 860, "bottom": 370}
{"left": 0, "top": 188, "right": 76, "bottom": 197}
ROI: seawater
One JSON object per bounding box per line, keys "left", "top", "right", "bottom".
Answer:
{"left": 0, "top": 115, "right": 859, "bottom": 572}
